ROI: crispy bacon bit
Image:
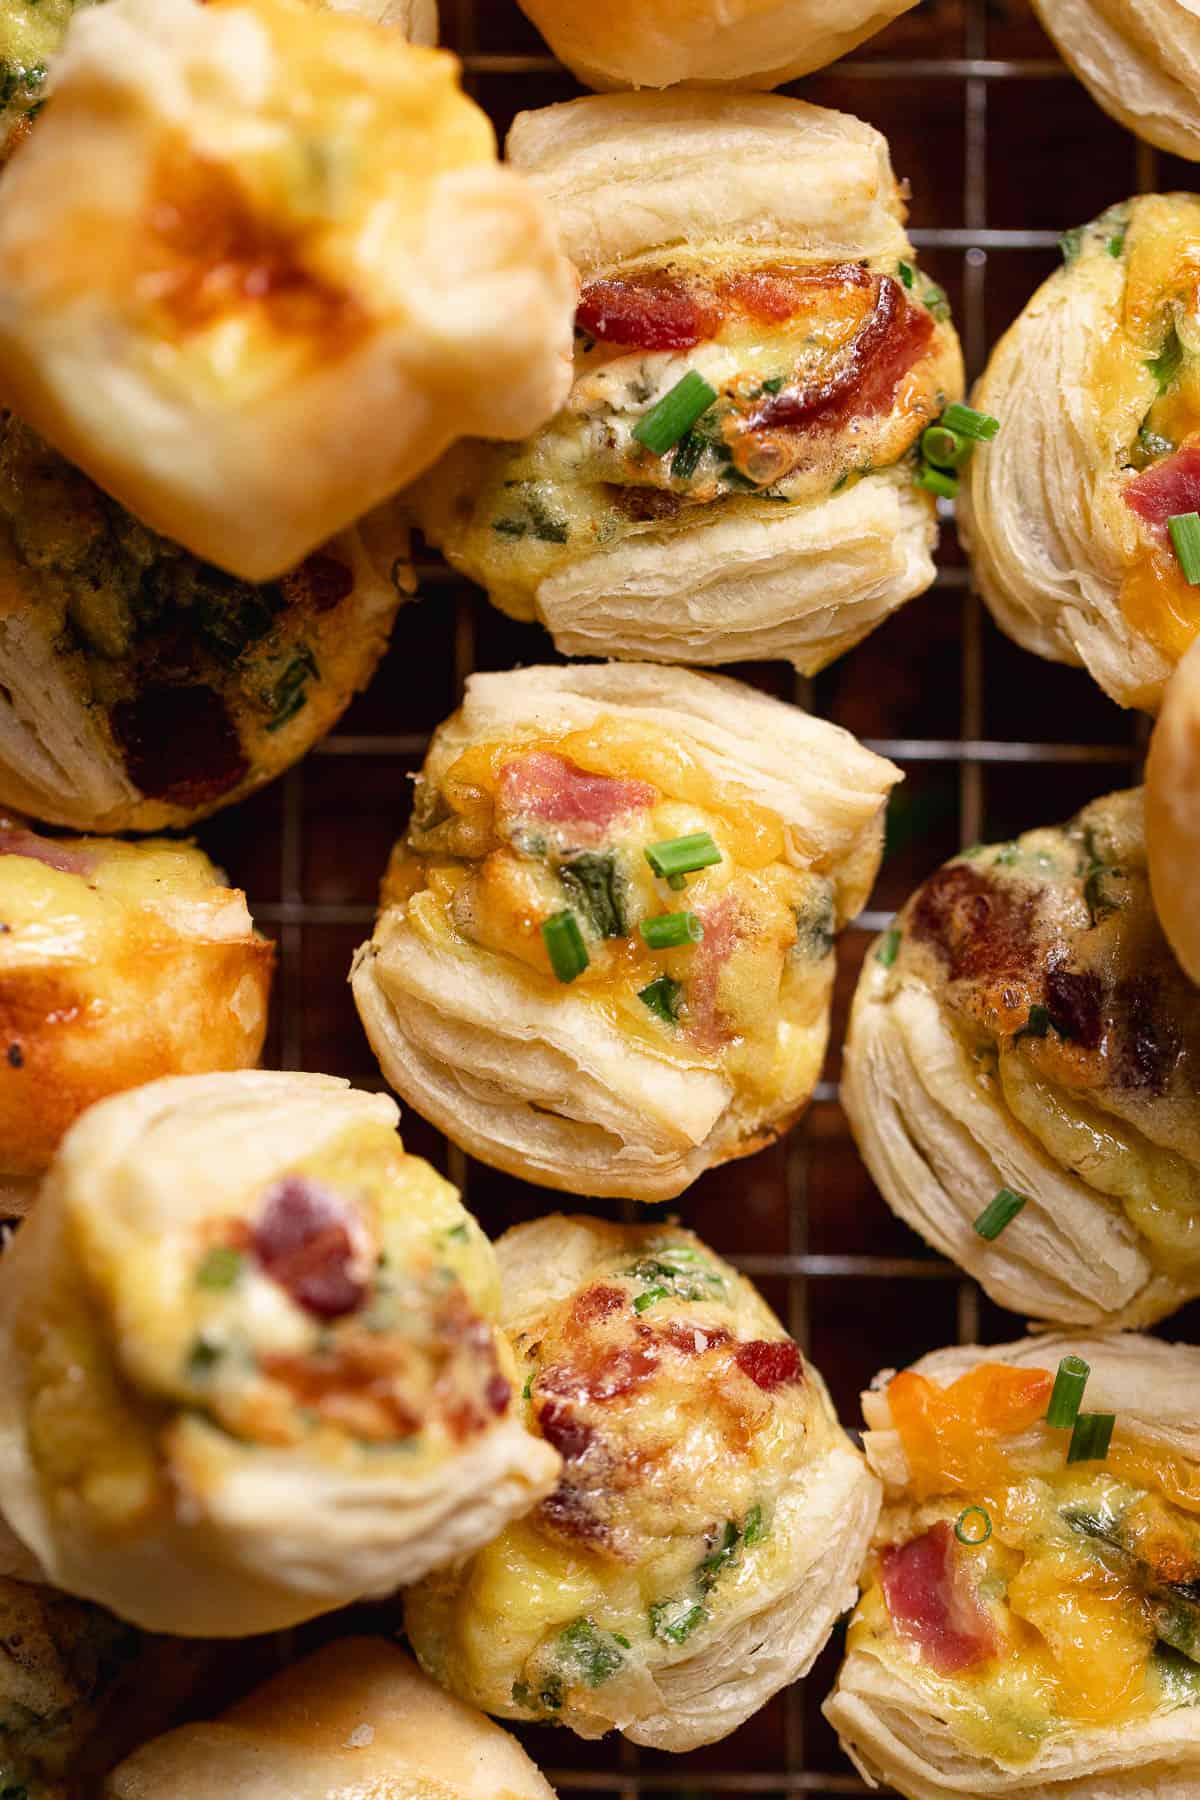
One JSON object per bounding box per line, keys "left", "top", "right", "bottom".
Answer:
{"left": 281, "top": 552, "right": 354, "bottom": 613}
{"left": 577, "top": 275, "right": 721, "bottom": 351}
{"left": 910, "top": 863, "right": 1038, "bottom": 984}
{"left": 749, "top": 276, "right": 934, "bottom": 433}
{"left": 661, "top": 1320, "right": 732, "bottom": 1357}
{"left": 570, "top": 1284, "right": 627, "bottom": 1329}
{"left": 1124, "top": 444, "right": 1200, "bottom": 532}
{"left": 686, "top": 896, "right": 738, "bottom": 1051}
{"left": 1044, "top": 965, "right": 1103, "bottom": 1050}
{"left": 252, "top": 1176, "right": 366, "bottom": 1319}
{"left": 539, "top": 1478, "right": 612, "bottom": 1549}
{"left": 610, "top": 486, "right": 685, "bottom": 522}
{"left": 1117, "top": 973, "right": 1180, "bottom": 1093}
{"left": 497, "top": 751, "right": 656, "bottom": 834}
{"left": 879, "top": 1520, "right": 999, "bottom": 1675}
{"left": 734, "top": 1339, "right": 805, "bottom": 1391}
{"left": 538, "top": 1337, "right": 660, "bottom": 1409}
{"left": 486, "top": 1372, "right": 512, "bottom": 1415}
{"left": 538, "top": 1397, "right": 595, "bottom": 1464}
{"left": 111, "top": 684, "right": 249, "bottom": 807}
{"left": 0, "top": 825, "right": 92, "bottom": 878}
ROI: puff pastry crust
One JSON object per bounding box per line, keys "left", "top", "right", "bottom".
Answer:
{"left": 0, "top": 1071, "right": 559, "bottom": 1636}
{"left": 516, "top": 0, "right": 917, "bottom": 89}
{"left": 843, "top": 788, "right": 1200, "bottom": 1328}
{"left": 961, "top": 194, "right": 1200, "bottom": 713}
{"left": 1032, "top": 0, "right": 1200, "bottom": 160}
{"left": 352, "top": 662, "right": 898, "bottom": 1201}
{"left": 826, "top": 1331, "right": 1200, "bottom": 1798}
{"left": 413, "top": 92, "right": 963, "bottom": 673}
{"left": 0, "top": 817, "right": 271, "bottom": 1217}
{"left": 0, "top": 0, "right": 574, "bottom": 581}
{"left": 1147, "top": 634, "right": 1200, "bottom": 983}
{"left": 405, "top": 1214, "right": 880, "bottom": 1752}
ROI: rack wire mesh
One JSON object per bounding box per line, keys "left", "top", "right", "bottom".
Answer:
{"left": 195, "top": 2, "right": 1192, "bottom": 1791}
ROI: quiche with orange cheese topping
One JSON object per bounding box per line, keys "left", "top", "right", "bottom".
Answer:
{"left": 0, "top": 1071, "right": 559, "bottom": 1637}
{"left": 962, "top": 193, "right": 1200, "bottom": 712}
{"left": 352, "top": 662, "right": 899, "bottom": 1201}
{"left": 0, "top": 812, "right": 271, "bottom": 1217}
{"left": 844, "top": 788, "right": 1200, "bottom": 1328}
{"left": 413, "top": 92, "right": 964, "bottom": 671}
{"left": 826, "top": 1332, "right": 1200, "bottom": 1798}
{"left": 0, "top": 0, "right": 574, "bottom": 581}
{"left": 405, "top": 1214, "right": 879, "bottom": 1752}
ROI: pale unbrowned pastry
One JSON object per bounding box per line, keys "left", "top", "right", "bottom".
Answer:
{"left": 843, "top": 789, "right": 1200, "bottom": 1328}
{"left": 961, "top": 194, "right": 1200, "bottom": 713}
{"left": 405, "top": 1215, "right": 879, "bottom": 1752}
{"left": 104, "top": 1637, "right": 557, "bottom": 1799}
{"left": 826, "top": 1332, "right": 1200, "bottom": 1798}
{"left": 412, "top": 92, "right": 964, "bottom": 672}
{"left": 0, "top": 1071, "right": 560, "bottom": 1636}
{"left": 1146, "top": 634, "right": 1200, "bottom": 983}
{"left": 352, "top": 662, "right": 899, "bottom": 1201}
{"left": 0, "top": 0, "right": 574, "bottom": 581}
{"left": 515, "top": 0, "right": 917, "bottom": 89}
{"left": 0, "top": 816, "right": 272, "bottom": 1217}
{"left": 1032, "top": 0, "right": 1200, "bottom": 160}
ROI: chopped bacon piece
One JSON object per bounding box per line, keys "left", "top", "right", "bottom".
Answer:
{"left": 1124, "top": 444, "right": 1200, "bottom": 532}
{"left": 537, "top": 1397, "right": 595, "bottom": 1463}
{"left": 281, "top": 551, "right": 354, "bottom": 613}
{"left": 910, "top": 863, "right": 1038, "bottom": 985}
{"left": 577, "top": 276, "right": 721, "bottom": 351}
{"left": 880, "top": 1520, "right": 999, "bottom": 1675}
{"left": 0, "top": 825, "right": 92, "bottom": 877}
{"left": 686, "top": 896, "right": 738, "bottom": 1051}
{"left": 497, "top": 751, "right": 655, "bottom": 835}
{"left": 749, "top": 276, "right": 934, "bottom": 433}
{"left": 734, "top": 1339, "right": 805, "bottom": 1391}
{"left": 252, "top": 1176, "right": 366, "bottom": 1319}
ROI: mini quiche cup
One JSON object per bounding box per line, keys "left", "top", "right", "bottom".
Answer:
{"left": 405, "top": 1214, "right": 880, "bottom": 1752}
{"left": 1146, "top": 633, "right": 1200, "bottom": 985}
{"left": 0, "top": 1071, "right": 559, "bottom": 1637}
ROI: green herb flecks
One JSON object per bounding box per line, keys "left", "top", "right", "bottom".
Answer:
{"left": 639, "top": 974, "right": 683, "bottom": 1025}
{"left": 186, "top": 1334, "right": 225, "bottom": 1379}
{"left": 794, "top": 887, "right": 836, "bottom": 959}
{"left": 543, "top": 910, "right": 589, "bottom": 983}
{"left": 973, "top": 1187, "right": 1027, "bottom": 1241}
{"left": 1148, "top": 322, "right": 1184, "bottom": 395}
{"left": 649, "top": 1595, "right": 707, "bottom": 1645}
{"left": 195, "top": 1246, "right": 244, "bottom": 1290}
{"left": 556, "top": 1617, "right": 627, "bottom": 1688}
{"left": 876, "top": 926, "right": 901, "bottom": 968}
{"left": 558, "top": 852, "right": 627, "bottom": 938}
{"left": 265, "top": 646, "right": 319, "bottom": 733}
{"left": 623, "top": 1244, "right": 726, "bottom": 1310}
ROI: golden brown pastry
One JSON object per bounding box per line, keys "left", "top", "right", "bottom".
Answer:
{"left": 0, "top": 1071, "right": 560, "bottom": 1636}
{"left": 0, "top": 0, "right": 574, "bottom": 581}
{"left": 961, "top": 194, "right": 1200, "bottom": 713}
{"left": 514, "top": 0, "right": 918, "bottom": 89}
{"left": 0, "top": 815, "right": 272, "bottom": 1217}
{"left": 826, "top": 1332, "right": 1200, "bottom": 1798}
{"left": 1032, "top": 0, "right": 1200, "bottom": 160}
{"left": 104, "top": 1637, "right": 556, "bottom": 1799}
{"left": 352, "top": 662, "right": 899, "bottom": 1201}
{"left": 1147, "top": 634, "right": 1200, "bottom": 983}
{"left": 843, "top": 789, "right": 1200, "bottom": 1328}
{"left": 412, "top": 92, "right": 965, "bottom": 672}
{"left": 406, "top": 1215, "right": 879, "bottom": 1752}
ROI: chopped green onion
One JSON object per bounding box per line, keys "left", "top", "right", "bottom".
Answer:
{"left": 640, "top": 911, "right": 704, "bottom": 950}
{"left": 940, "top": 403, "right": 1000, "bottom": 442}
{"left": 1068, "top": 1411, "right": 1116, "bottom": 1465}
{"left": 761, "top": 375, "right": 785, "bottom": 394}
{"left": 973, "top": 1187, "right": 1027, "bottom": 1240}
{"left": 639, "top": 974, "right": 683, "bottom": 1025}
{"left": 1148, "top": 325, "right": 1183, "bottom": 394}
{"left": 542, "top": 910, "right": 589, "bottom": 983}
{"left": 521, "top": 1374, "right": 533, "bottom": 1400}
{"left": 649, "top": 1596, "right": 706, "bottom": 1645}
{"left": 743, "top": 1503, "right": 765, "bottom": 1545}
{"left": 876, "top": 926, "right": 901, "bottom": 967}
{"left": 915, "top": 464, "right": 959, "bottom": 499}
{"left": 1168, "top": 512, "right": 1200, "bottom": 586}
{"left": 633, "top": 1285, "right": 669, "bottom": 1314}
{"left": 1106, "top": 232, "right": 1126, "bottom": 258}
{"left": 921, "top": 425, "right": 973, "bottom": 471}
{"left": 670, "top": 429, "right": 706, "bottom": 481}
{"left": 898, "top": 260, "right": 915, "bottom": 289}
{"left": 1046, "top": 1354, "right": 1091, "bottom": 1430}
{"left": 195, "top": 1246, "right": 244, "bottom": 1290}
{"left": 633, "top": 372, "right": 718, "bottom": 456}
{"left": 954, "top": 1505, "right": 992, "bottom": 1546}
{"left": 557, "top": 1618, "right": 626, "bottom": 1687}
{"left": 645, "top": 832, "right": 722, "bottom": 882}
{"left": 1016, "top": 1003, "right": 1050, "bottom": 1040}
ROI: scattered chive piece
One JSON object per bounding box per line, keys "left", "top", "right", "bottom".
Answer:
{"left": 613, "top": 1633, "right": 632, "bottom": 1649}
{"left": 633, "top": 371, "right": 718, "bottom": 456}
{"left": 743, "top": 1503, "right": 765, "bottom": 1545}
{"left": 671, "top": 430, "right": 706, "bottom": 481}
{"left": 973, "top": 1187, "right": 1027, "bottom": 1240}
{"left": 666, "top": 870, "right": 688, "bottom": 891}
{"left": 1106, "top": 232, "right": 1126, "bottom": 258}
{"left": 542, "top": 910, "right": 589, "bottom": 983}
{"left": 645, "top": 832, "right": 722, "bottom": 882}
{"left": 1168, "top": 512, "right": 1200, "bottom": 585}
{"left": 915, "top": 464, "right": 959, "bottom": 499}
{"left": 1148, "top": 325, "right": 1183, "bottom": 394}
{"left": 195, "top": 1246, "right": 244, "bottom": 1290}
{"left": 954, "top": 1505, "right": 992, "bottom": 1546}
{"left": 633, "top": 1285, "right": 669, "bottom": 1314}
{"left": 898, "top": 260, "right": 915, "bottom": 289}
{"left": 876, "top": 926, "right": 901, "bottom": 967}
{"left": 639, "top": 974, "right": 683, "bottom": 1025}
{"left": 1046, "top": 1353, "right": 1091, "bottom": 1430}
{"left": 649, "top": 1596, "right": 706, "bottom": 1645}
{"left": 640, "top": 911, "right": 704, "bottom": 950}
{"left": 1068, "top": 1411, "right": 1116, "bottom": 1465}
{"left": 521, "top": 1374, "right": 533, "bottom": 1400}
{"left": 921, "top": 425, "right": 972, "bottom": 471}
{"left": 1017, "top": 1003, "right": 1051, "bottom": 1040}
{"left": 940, "top": 402, "right": 1000, "bottom": 442}
{"left": 761, "top": 375, "right": 785, "bottom": 394}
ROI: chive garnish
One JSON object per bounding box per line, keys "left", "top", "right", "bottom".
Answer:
{"left": 1067, "top": 1411, "right": 1116, "bottom": 1465}
{"left": 973, "top": 1187, "right": 1027, "bottom": 1240}
{"left": 645, "top": 832, "right": 722, "bottom": 882}
{"left": 542, "top": 910, "right": 589, "bottom": 983}
{"left": 915, "top": 464, "right": 959, "bottom": 499}
{"left": 1169, "top": 512, "right": 1200, "bottom": 585}
{"left": 639, "top": 974, "right": 683, "bottom": 1024}
{"left": 195, "top": 1246, "right": 244, "bottom": 1290}
{"left": 940, "top": 403, "right": 1000, "bottom": 442}
{"left": 954, "top": 1505, "right": 992, "bottom": 1546}
{"left": 1046, "top": 1354, "right": 1090, "bottom": 1430}
{"left": 876, "top": 926, "right": 901, "bottom": 967}
{"left": 640, "top": 911, "right": 704, "bottom": 950}
{"left": 671, "top": 430, "right": 706, "bottom": 482}
{"left": 633, "top": 372, "right": 718, "bottom": 457}
{"left": 921, "top": 425, "right": 972, "bottom": 471}
{"left": 1016, "top": 1003, "right": 1050, "bottom": 1040}
{"left": 633, "top": 1285, "right": 669, "bottom": 1314}
{"left": 898, "top": 260, "right": 914, "bottom": 289}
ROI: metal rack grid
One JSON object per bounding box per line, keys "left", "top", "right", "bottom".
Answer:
{"left": 200, "top": 3, "right": 1178, "bottom": 1792}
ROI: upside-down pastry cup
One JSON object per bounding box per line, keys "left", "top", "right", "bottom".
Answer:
{"left": 412, "top": 91, "right": 964, "bottom": 674}
{"left": 352, "top": 661, "right": 899, "bottom": 1201}
{"left": 0, "top": 0, "right": 575, "bottom": 581}
{"left": 0, "top": 1071, "right": 559, "bottom": 1637}
{"left": 842, "top": 788, "right": 1200, "bottom": 1328}
{"left": 1031, "top": 0, "right": 1200, "bottom": 160}
{"left": 1147, "top": 633, "right": 1200, "bottom": 983}
{"left": 405, "top": 1214, "right": 880, "bottom": 1752}
{"left": 825, "top": 1331, "right": 1200, "bottom": 1799}
{"left": 960, "top": 193, "right": 1200, "bottom": 714}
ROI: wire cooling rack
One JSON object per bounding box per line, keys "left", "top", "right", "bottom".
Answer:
{"left": 195, "top": 2, "right": 1195, "bottom": 1791}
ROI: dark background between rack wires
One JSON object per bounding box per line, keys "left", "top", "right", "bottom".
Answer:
{"left": 193, "top": 1, "right": 1199, "bottom": 1791}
